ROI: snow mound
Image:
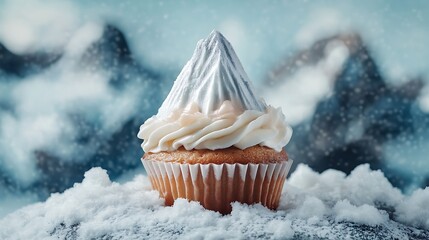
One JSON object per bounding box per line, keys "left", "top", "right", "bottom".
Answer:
{"left": 1, "top": 165, "right": 428, "bottom": 239}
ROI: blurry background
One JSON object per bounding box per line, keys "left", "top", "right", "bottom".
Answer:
{"left": 1, "top": 0, "right": 428, "bottom": 217}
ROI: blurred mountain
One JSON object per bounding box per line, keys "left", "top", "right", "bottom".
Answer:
{"left": 0, "top": 24, "right": 165, "bottom": 198}
{"left": 0, "top": 43, "right": 61, "bottom": 77}
{"left": 265, "top": 33, "right": 428, "bottom": 189}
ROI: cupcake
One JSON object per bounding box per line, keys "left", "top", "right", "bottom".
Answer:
{"left": 137, "top": 30, "right": 293, "bottom": 214}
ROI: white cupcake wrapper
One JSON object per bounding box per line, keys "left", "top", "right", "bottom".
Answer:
{"left": 142, "top": 159, "right": 293, "bottom": 214}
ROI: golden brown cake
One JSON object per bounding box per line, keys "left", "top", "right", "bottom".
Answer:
{"left": 144, "top": 146, "right": 288, "bottom": 164}
{"left": 143, "top": 149, "right": 289, "bottom": 213}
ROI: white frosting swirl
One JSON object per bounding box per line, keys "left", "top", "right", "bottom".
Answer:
{"left": 138, "top": 101, "right": 292, "bottom": 153}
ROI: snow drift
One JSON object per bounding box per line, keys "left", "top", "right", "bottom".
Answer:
{"left": 1, "top": 164, "right": 428, "bottom": 239}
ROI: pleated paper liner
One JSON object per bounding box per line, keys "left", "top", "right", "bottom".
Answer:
{"left": 142, "top": 159, "right": 293, "bottom": 214}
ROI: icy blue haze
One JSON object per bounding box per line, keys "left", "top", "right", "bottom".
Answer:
{"left": 0, "top": 0, "right": 429, "bottom": 238}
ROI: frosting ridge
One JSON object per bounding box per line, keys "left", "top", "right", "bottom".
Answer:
{"left": 138, "top": 101, "right": 292, "bottom": 153}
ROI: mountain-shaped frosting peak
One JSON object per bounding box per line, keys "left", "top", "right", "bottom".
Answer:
{"left": 139, "top": 30, "right": 292, "bottom": 152}
{"left": 157, "top": 30, "right": 267, "bottom": 118}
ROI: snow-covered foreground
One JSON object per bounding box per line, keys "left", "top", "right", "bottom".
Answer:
{"left": 1, "top": 164, "right": 428, "bottom": 240}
